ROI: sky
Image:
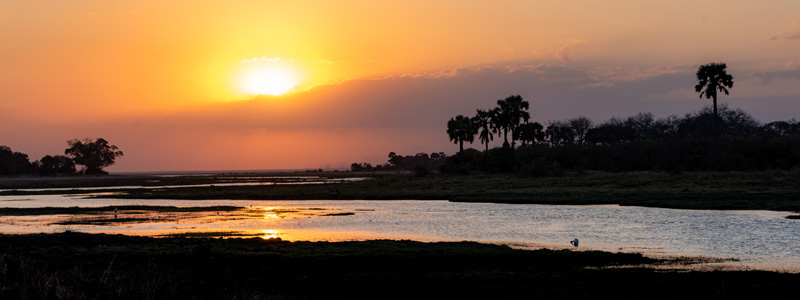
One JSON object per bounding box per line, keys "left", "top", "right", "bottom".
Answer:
{"left": 2, "top": 0, "right": 800, "bottom": 172}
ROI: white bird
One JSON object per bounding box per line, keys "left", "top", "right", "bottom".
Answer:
{"left": 570, "top": 238, "right": 579, "bottom": 248}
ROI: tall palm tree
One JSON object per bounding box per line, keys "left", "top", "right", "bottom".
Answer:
{"left": 494, "top": 95, "right": 530, "bottom": 149}
{"left": 473, "top": 109, "right": 495, "bottom": 153}
{"left": 695, "top": 62, "right": 734, "bottom": 170}
{"left": 447, "top": 115, "right": 477, "bottom": 153}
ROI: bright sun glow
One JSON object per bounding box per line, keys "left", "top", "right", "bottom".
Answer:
{"left": 262, "top": 229, "right": 281, "bottom": 239}
{"left": 240, "top": 67, "right": 299, "bottom": 96}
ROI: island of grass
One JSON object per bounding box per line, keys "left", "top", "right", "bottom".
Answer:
{"left": 1, "top": 232, "right": 798, "bottom": 299}
{"left": 47, "top": 171, "right": 798, "bottom": 212}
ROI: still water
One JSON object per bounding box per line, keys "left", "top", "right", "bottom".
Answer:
{"left": 1, "top": 194, "right": 799, "bottom": 271}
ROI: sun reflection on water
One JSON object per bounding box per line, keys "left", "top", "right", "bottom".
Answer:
{"left": 261, "top": 229, "right": 281, "bottom": 239}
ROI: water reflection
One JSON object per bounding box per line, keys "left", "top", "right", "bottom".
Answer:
{"left": 262, "top": 229, "right": 281, "bottom": 239}
{"left": 1, "top": 194, "right": 799, "bottom": 272}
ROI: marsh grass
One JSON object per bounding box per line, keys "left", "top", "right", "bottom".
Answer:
{"left": 55, "top": 217, "right": 153, "bottom": 225}
{"left": 93, "top": 171, "right": 800, "bottom": 212}
{"left": 0, "top": 205, "right": 243, "bottom": 216}
{"left": 0, "top": 232, "right": 798, "bottom": 299}
{"left": 0, "top": 171, "right": 367, "bottom": 191}
{"left": 157, "top": 231, "right": 265, "bottom": 238}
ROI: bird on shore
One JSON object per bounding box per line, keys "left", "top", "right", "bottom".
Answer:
{"left": 570, "top": 238, "right": 579, "bottom": 248}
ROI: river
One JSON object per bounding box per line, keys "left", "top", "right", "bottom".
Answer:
{"left": 1, "top": 194, "right": 798, "bottom": 272}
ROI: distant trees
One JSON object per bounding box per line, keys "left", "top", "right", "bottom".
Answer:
{"left": 447, "top": 95, "right": 541, "bottom": 154}
{"left": 65, "top": 138, "right": 124, "bottom": 175}
{"left": 36, "top": 155, "right": 76, "bottom": 176}
{"left": 1, "top": 138, "right": 123, "bottom": 176}
{"left": 493, "top": 95, "right": 530, "bottom": 149}
{"left": 515, "top": 122, "right": 545, "bottom": 146}
{"left": 442, "top": 99, "right": 800, "bottom": 174}
{"left": 473, "top": 109, "right": 495, "bottom": 152}
{"left": 447, "top": 115, "right": 477, "bottom": 153}
{"left": 351, "top": 151, "right": 448, "bottom": 175}
{"left": 0, "top": 146, "right": 32, "bottom": 175}
{"left": 695, "top": 62, "right": 734, "bottom": 169}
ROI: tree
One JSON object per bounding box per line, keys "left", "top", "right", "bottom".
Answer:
{"left": 568, "top": 116, "right": 593, "bottom": 145}
{"left": 695, "top": 62, "right": 734, "bottom": 170}
{"left": 447, "top": 115, "right": 477, "bottom": 153}
{"left": 37, "top": 155, "right": 76, "bottom": 176}
{"left": 473, "top": 109, "right": 495, "bottom": 153}
{"left": 494, "top": 95, "right": 530, "bottom": 149}
{"left": 64, "top": 138, "right": 124, "bottom": 175}
{"left": 545, "top": 120, "right": 576, "bottom": 146}
{"left": 0, "top": 146, "right": 32, "bottom": 175}
{"left": 515, "top": 122, "right": 545, "bottom": 146}
{"left": 388, "top": 152, "right": 405, "bottom": 169}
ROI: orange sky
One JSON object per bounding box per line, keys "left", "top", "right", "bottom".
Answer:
{"left": 2, "top": 1, "right": 800, "bottom": 172}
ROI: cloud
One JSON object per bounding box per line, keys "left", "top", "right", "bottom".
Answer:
{"left": 768, "top": 32, "right": 800, "bottom": 41}
{"left": 9, "top": 62, "right": 800, "bottom": 172}
{"left": 555, "top": 39, "right": 586, "bottom": 63}
{"left": 148, "top": 63, "right": 709, "bottom": 134}
{"left": 584, "top": 65, "right": 695, "bottom": 88}
{"left": 755, "top": 67, "right": 800, "bottom": 84}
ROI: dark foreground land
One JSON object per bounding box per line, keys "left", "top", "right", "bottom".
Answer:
{"left": 65, "top": 171, "right": 800, "bottom": 212}
{"left": 1, "top": 232, "right": 798, "bottom": 300}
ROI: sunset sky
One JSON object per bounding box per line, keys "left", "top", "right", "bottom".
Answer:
{"left": 2, "top": 1, "right": 800, "bottom": 172}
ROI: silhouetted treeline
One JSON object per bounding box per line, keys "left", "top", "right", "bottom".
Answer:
{"left": 0, "top": 138, "right": 123, "bottom": 176}
{"left": 351, "top": 152, "right": 448, "bottom": 176}
{"left": 443, "top": 105, "right": 800, "bottom": 175}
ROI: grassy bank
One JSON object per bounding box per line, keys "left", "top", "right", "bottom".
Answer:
{"left": 96, "top": 171, "right": 800, "bottom": 212}
{"left": 1, "top": 232, "right": 798, "bottom": 299}
{"left": 0, "top": 205, "right": 242, "bottom": 216}
{"left": 2, "top": 171, "right": 799, "bottom": 211}
{"left": 0, "top": 171, "right": 363, "bottom": 190}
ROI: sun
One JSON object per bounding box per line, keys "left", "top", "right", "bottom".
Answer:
{"left": 240, "top": 66, "right": 299, "bottom": 96}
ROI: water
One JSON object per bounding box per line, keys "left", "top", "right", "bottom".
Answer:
{"left": 1, "top": 194, "right": 799, "bottom": 272}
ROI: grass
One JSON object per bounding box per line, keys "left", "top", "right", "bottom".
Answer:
{"left": 86, "top": 171, "right": 800, "bottom": 212}
{"left": 0, "top": 171, "right": 366, "bottom": 190}
{"left": 157, "top": 231, "right": 265, "bottom": 238}
{"left": 1, "top": 232, "right": 798, "bottom": 299}
{"left": 3, "top": 170, "right": 799, "bottom": 211}
{"left": 0, "top": 205, "right": 243, "bottom": 216}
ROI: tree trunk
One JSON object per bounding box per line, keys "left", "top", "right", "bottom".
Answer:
{"left": 503, "top": 129, "right": 509, "bottom": 148}
{"left": 511, "top": 129, "right": 516, "bottom": 151}
{"left": 713, "top": 95, "right": 719, "bottom": 171}
{"left": 459, "top": 140, "right": 464, "bottom": 153}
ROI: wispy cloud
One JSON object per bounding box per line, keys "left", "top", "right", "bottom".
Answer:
{"left": 756, "top": 67, "right": 800, "bottom": 84}
{"left": 768, "top": 32, "right": 800, "bottom": 41}
{"left": 584, "top": 65, "right": 695, "bottom": 88}
{"left": 555, "top": 39, "right": 586, "bottom": 63}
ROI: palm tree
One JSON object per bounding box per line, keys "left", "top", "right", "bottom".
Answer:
{"left": 494, "top": 95, "right": 530, "bottom": 149}
{"left": 473, "top": 109, "right": 495, "bottom": 153}
{"left": 695, "top": 62, "right": 734, "bottom": 170}
{"left": 447, "top": 115, "right": 477, "bottom": 153}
